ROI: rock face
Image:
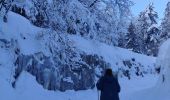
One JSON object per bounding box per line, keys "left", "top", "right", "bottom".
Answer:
{"left": 1, "top": 38, "right": 155, "bottom": 92}
{"left": 0, "top": 39, "right": 11, "bottom": 48}
{"left": 13, "top": 52, "right": 108, "bottom": 91}
{"left": 1, "top": 37, "right": 155, "bottom": 92}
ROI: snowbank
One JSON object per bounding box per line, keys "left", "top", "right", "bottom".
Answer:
{"left": 130, "top": 39, "right": 170, "bottom": 100}
{"left": 69, "top": 35, "right": 156, "bottom": 71}
{"left": 0, "top": 12, "right": 43, "bottom": 55}
{"left": 0, "top": 71, "right": 158, "bottom": 100}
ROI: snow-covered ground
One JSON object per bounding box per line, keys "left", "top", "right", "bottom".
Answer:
{"left": 0, "top": 39, "right": 159, "bottom": 100}
{"left": 130, "top": 39, "right": 170, "bottom": 100}
{"left": 69, "top": 35, "right": 156, "bottom": 71}
{"left": 0, "top": 12, "right": 43, "bottom": 55}
{"left": 0, "top": 11, "right": 162, "bottom": 100}
{"left": 0, "top": 71, "right": 158, "bottom": 100}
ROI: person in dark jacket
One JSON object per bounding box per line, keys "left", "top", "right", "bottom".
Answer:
{"left": 96, "top": 68, "right": 120, "bottom": 100}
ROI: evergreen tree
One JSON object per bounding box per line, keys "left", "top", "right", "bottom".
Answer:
{"left": 135, "top": 3, "right": 160, "bottom": 56}
{"left": 125, "top": 22, "right": 140, "bottom": 52}
{"left": 0, "top": 0, "right": 14, "bottom": 22}
{"left": 146, "top": 4, "right": 160, "bottom": 56}
{"left": 135, "top": 10, "right": 149, "bottom": 54}
{"left": 161, "top": 2, "right": 170, "bottom": 42}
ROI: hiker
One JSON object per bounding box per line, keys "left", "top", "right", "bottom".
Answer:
{"left": 96, "top": 68, "right": 120, "bottom": 100}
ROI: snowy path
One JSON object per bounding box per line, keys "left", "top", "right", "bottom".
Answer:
{"left": 119, "top": 75, "right": 158, "bottom": 100}
{"left": 0, "top": 71, "right": 158, "bottom": 100}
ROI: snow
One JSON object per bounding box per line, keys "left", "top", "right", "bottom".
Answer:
{"left": 147, "top": 23, "right": 159, "bottom": 32}
{"left": 1, "top": 12, "right": 39, "bottom": 37}
{"left": 69, "top": 35, "right": 156, "bottom": 71}
{"left": 0, "top": 35, "right": 159, "bottom": 100}
{"left": 63, "top": 77, "right": 73, "bottom": 83}
{"left": 130, "top": 39, "right": 170, "bottom": 100}
{"left": 0, "top": 12, "right": 44, "bottom": 55}
{"left": 0, "top": 47, "right": 14, "bottom": 83}
{"left": 0, "top": 9, "right": 163, "bottom": 100}
{"left": 96, "top": 1, "right": 107, "bottom": 10}
{"left": 0, "top": 49, "right": 12, "bottom": 66}
{"left": 0, "top": 71, "right": 158, "bottom": 100}
{"left": 47, "top": 0, "right": 53, "bottom": 4}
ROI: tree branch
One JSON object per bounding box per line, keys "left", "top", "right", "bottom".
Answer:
{"left": 89, "top": 0, "right": 99, "bottom": 7}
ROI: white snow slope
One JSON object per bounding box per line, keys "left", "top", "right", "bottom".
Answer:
{"left": 0, "top": 12, "right": 161, "bottom": 100}
{"left": 130, "top": 39, "right": 170, "bottom": 100}
{"left": 69, "top": 35, "right": 156, "bottom": 71}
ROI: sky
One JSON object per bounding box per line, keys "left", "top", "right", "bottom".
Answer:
{"left": 131, "top": 0, "right": 169, "bottom": 19}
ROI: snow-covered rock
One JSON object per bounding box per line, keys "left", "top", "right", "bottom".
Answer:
{"left": 0, "top": 10, "right": 157, "bottom": 93}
